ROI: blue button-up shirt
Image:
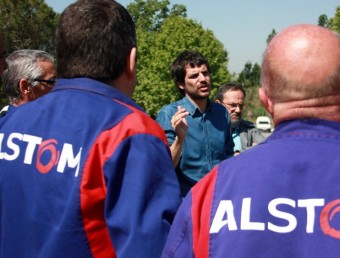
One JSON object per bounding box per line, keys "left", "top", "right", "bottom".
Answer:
{"left": 156, "top": 97, "right": 233, "bottom": 193}
{"left": 232, "top": 127, "right": 242, "bottom": 152}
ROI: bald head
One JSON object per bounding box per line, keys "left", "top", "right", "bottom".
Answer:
{"left": 260, "top": 24, "right": 340, "bottom": 124}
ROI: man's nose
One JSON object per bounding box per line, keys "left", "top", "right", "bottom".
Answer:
{"left": 198, "top": 73, "right": 206, "bottom": 81}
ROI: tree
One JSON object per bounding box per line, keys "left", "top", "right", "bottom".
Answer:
{"left": 318, "top": 6, "right": 340, "bottom": 33}
{"left": 328, "top": 6, "right": 340, "bottom": 33}
{"left": 237, "top": 62, "right": 261, "bottom": 88}
{"left": 266, "top": 29, "right": 277, "bottom": 45}
{"left": 318, "top": 14, "right": 328, "bottom": 27}
{"left": 128, "top": 1, "right": 230, "bottom": 117}
{"left": 0, "top": 0, "right": 58, "bottom": 54}
{"left": 237, "top": 62, "right": 252, "bottom": 87}
{"left": 127, "top": 0, "right": 186, "bottom": 32}
{"left": 250, "top": 63, "right": 261, "bottom": 86}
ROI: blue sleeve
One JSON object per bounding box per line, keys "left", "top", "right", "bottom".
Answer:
{"left": 156, "top": 107, "right": 177, "bottom": 146}
{"left": 162, "top": 193, "right": 194, "bottom": 258}
{"left": 225, "top": 111, "right": 235, "bottom": 156}
{"left": 104, "top": 134, "right": 182, "bottom": 258}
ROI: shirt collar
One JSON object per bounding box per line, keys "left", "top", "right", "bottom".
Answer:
{"left": 181, "top": 96, "right": 212, "bottom": 116}
{"left": 52, "top": 78, "right": 144, "bottom": 112}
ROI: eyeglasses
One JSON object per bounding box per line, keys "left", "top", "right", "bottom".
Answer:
{"left": 221, "top": 102, "right": 245, "bottom": 110}
{"left": 33, "top": 78, "right": 57, "bottom": 87}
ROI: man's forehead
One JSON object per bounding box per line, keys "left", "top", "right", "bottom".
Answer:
{"left": 185, "top": 64, "right": 208, "bottom": 73}
{"left": 223, "top": 90, "right": 244, "bottom": 101}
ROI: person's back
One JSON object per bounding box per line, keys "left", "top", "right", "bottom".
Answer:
{"left": 162, "top": 24, "right": 340, "bottom": 258}
{"left": 188, "top": 120, "right": 340, "bottom": 257}
{"left": 0, "top": 78, "right": 180, "bottom": 257}
{"left": 0, "top": 1, "right": 181, "bottom": 257}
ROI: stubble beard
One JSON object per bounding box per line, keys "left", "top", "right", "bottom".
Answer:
{"left": 231, "top": 116, "right": 241, "bottom": 129}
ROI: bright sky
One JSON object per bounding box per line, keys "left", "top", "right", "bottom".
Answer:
{"left": 45, "top": 0, "right": 339, "bottom": 74}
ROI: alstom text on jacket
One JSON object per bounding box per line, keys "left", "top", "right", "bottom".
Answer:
{"left": 210, "top": 197, "right": 340, "bottom": 239}
{"left": 0, "top": 132, "right": 82, "bottom": 176}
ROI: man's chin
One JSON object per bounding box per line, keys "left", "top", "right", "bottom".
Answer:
{"left": 231, "top": 119, "right": 241, "bottom": 128}
{"left": 191, "top": 93, "right": 210, "bottom": 100}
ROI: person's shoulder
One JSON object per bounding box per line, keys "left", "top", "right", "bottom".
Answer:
{"left": 156, "top": 100, "right": 181, "bottom": 117}
{"left": 191, "top": 165, "right": 219, "bottom": 205}
{"left": 240, "top": 119, "right": 256, "bottom": 128}
{"left": 0, "top": 105, "right": 9, "bottom": 116}
{"left": 210, "top": 102, "right": 230, "bottom": 122}
{"left": 211, "top": 102, "right": 227, "bottom": 113}
{"left": 121, "top": 104, "right": 169, "bottom": 141}
{"left": 159, "top": 101, "right": 178, "bottom": 111}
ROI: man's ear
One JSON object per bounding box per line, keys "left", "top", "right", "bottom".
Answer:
{"left": 177, "top": 83, "right": 185, "bottom": 91}
{"left": 215, "top": 99, "right": 221, "bottom": 104}
{"left": 19, "top": 79, "right": 31, "bottom": 95}
{"left": 126, "top": 47, "right": 137, "bottom": 80}
{"left": 259, "top": 87, "right": 273, "bottom": 116}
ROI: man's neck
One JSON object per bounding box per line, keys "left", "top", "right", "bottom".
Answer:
{"left": 231, "top": 124, "right": 238, "bottom": 133}
{"left": 11, "top": 99, "right": 28, "bottom": 107}
{"left": 273, "top": 94, "right": 340, "bottom": 125}
{"left": 186, "top": 95, "right": 208, "bottom": 113}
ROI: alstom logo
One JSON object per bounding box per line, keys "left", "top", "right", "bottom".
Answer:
{"left": 0, "top": 132, "right": 82, "bottom": 177}
{"left": 210, "top": 197, "right": 340, "bottom": 239}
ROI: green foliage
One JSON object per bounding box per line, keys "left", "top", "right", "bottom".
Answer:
{"left": 266, "top": 29, "right": 277, "bottom": 44}
{"left": 318, "top": 14, "right": 328, "bottom": 27}
{"left": 0, "top": 0, "right": 58, "bottom": 54}
{"left": 129, "top": 1, "right": 230, "bottom": 117}
{"left": 328, "top": 6, "right": 340, "bottom": 33}
{"left": 318, "top": 6, "right": 340, "bottom": 33}
{"left": 237, "top": 62, "right": 261, "bottom": 88}
{"left": 243, "top": 87, "right": 268, "bottom": 123}
{"left": 0, "top": 0, "right": 59, "bottom": 106}
{"left": 127, "top": 0, "right": 186, "bottom": 32}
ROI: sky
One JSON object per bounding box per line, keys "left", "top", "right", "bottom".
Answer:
{"left": 45, "top": 0, "right": 339, "bottom": 74}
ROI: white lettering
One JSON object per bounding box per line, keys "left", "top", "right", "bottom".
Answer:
{"left": 0, "top": 133, "right": 4, "bottom": 159}
{"left": 4, "top": 133, "right": 22, "bottom": 161}
{"left": 209, "top": 197, "right": 328, "bottom": 235}
{"left": 241, "top": 198, "right": 265, "bottom": 230}
{"left": 298, "top": 199, "right": 325, "bottom": 233}
{"left": 57, "top": 144, "right": 82, "bottom": 177}
{"left": 0, "top": 132, "right": 82, "bottom": 176}
{"left": 268, "top": 198, "right": 297, "bottom": 233}
{"left": 210, "top": 200, "right": 237, "bottom": 233}
{"left": 22, "top": 134, "right": 42, "bottom": 164}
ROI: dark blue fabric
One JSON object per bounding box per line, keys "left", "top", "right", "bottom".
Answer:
{"left": 164, "top": 119, "right": 340, "bottom": 257}
{"left": 156, "top": 97, "right": 234, "bottom": 193}
{"left": 0, "top": 78, "right": 181, "bottom": 258}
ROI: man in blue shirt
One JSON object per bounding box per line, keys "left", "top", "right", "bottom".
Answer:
{"left": 156, "top": 50, "right": 234, "bottom": 196}
{"left": 162, "top": 24, "right": 340, "bottom": 258}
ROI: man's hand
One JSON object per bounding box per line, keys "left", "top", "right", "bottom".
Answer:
{"left": 171, "top": 106, "right": 189, "bottom": 142}
{"left": 169, "top": 106, "right": 189, "bottom": 167}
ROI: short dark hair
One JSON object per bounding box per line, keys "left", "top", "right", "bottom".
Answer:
{"left": 215, "top": 83, "right": 246, "bottom": 101}
{"left": 170, "top": 50, "right": 210, "bottom": 95}
{"left": 56, "top": 0, "right": 136, "bottom": 81}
